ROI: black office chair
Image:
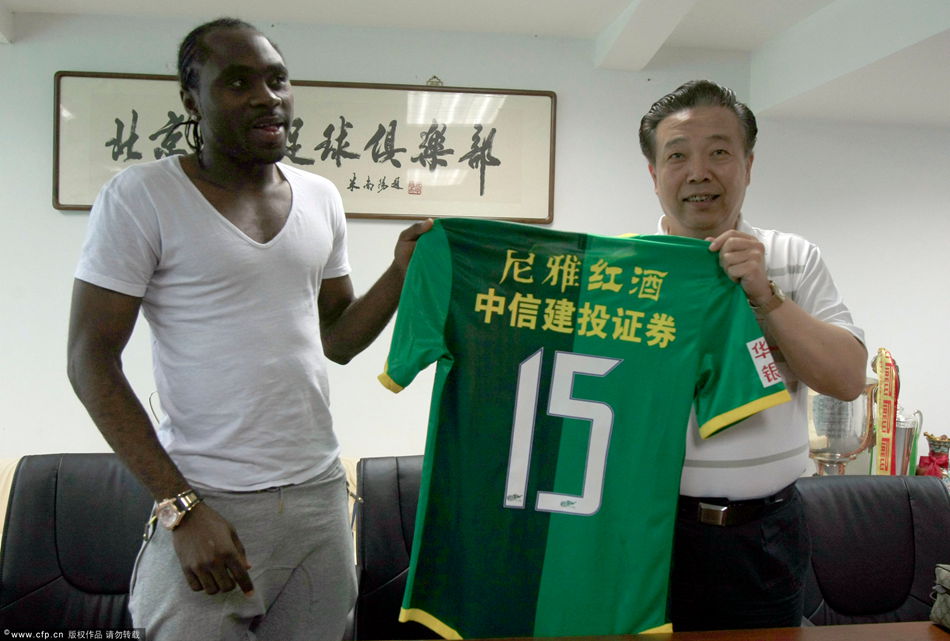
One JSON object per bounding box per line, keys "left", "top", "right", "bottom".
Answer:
{"left": 351, "top": 455, "right": 440, "bottom": 640}
{"left": 0, "top": 453, "right": 152, "bottom": 630}
{"left": 799, "top": 474, "right": 950, "bottom": 624}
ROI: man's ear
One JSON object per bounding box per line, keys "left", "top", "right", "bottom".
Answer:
{"left": 180, "top": 88, "right": 199, "bottom": 119}
{"left": 648, "top": 164, "right": 658, "bottom": 191}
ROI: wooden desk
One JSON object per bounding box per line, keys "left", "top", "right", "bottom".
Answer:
{"left": 626, "top": 621, "right": 949, "bottom": 640}
{"left": 475, "top": 622, "right": 949, "bottom": 641}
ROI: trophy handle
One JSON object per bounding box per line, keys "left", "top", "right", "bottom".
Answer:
{"left": 912, "top": 410, "right": 924, "bottom": 452}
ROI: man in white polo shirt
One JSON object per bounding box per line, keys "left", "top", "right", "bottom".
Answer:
{"left": 638, "top": 80, "right": 867, "bottom": 630}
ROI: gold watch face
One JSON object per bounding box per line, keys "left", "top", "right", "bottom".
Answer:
{"left": 771, "top": 281, "right": 786, "bottom": 302}
{"left": 157, "top": 501, "right": 182, "bottom": 529}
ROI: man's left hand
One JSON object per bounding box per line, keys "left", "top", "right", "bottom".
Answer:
{"left": 707, "top": 229, "right": 772, "bottom": 307}
{"left": 394, "top": 218, "right": 434, "bottom": 272}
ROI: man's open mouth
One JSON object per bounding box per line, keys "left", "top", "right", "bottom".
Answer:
{"left": 253, "top": 121, "right": 284, "bottom": 131}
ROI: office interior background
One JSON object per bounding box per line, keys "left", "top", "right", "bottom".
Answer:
{"left": 1, "top": 0, "right": 948, "bottom": 465}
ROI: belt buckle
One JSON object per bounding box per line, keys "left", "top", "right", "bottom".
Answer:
{"left": 698, "top": 502, "right": 729, "bottom": 526}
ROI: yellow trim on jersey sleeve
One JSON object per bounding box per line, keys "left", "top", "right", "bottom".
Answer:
{"left": 400, "top": 607, "right": 462, "bottom": 640}
{"left": 641, "top": 622, "right": 674, "bottom": 634}
{"left": 377, "top": 369, "right": 404, "bottom": 393}
{"left": 698, "top": 389, "right": 791, "bottom": 439}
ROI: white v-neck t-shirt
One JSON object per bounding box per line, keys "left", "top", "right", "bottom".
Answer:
{"left": 76, "top": 157, "right": 351, "bottom": 490}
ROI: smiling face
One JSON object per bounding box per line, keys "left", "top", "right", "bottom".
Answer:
{"left": 181, "top": 27, "right": 293, "bottom": 167}
{"left": 648, "top": 105, "right": 753, "bottom": 239}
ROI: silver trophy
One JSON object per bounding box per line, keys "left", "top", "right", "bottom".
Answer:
{"left": 807, "top": 381, "right": 877, "bottom": 475}
{"left": 894, "top": 407, "right": 923, "bottom": 475}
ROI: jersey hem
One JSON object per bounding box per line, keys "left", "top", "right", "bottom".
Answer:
{"left": 699, "top": 389, "right": 791, "bottom": 439}
{"left": 378, "top": 371, "right": 404, "bottom": 393}
{"left": 400, "top": 607, "right": 462, "bottom": 640}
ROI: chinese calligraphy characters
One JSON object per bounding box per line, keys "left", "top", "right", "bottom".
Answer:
{"left": 104, "top": 109, "right": 505, "bottom": 198}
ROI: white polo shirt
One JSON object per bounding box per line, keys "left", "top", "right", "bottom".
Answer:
{"left": 657, "top": 217, "right": 865, "bottom": 499}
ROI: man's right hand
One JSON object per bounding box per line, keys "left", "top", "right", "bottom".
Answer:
{"left": 171, "top": 503, "right": 255, "bottom": 596}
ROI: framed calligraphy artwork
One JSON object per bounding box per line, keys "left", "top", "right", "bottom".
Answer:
{"left": 53, "top": 71, "right": 556, "bottom": 222}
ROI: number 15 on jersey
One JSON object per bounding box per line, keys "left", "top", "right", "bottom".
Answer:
{"left": 504, "top": 348, "right": 622, "bottom": 517}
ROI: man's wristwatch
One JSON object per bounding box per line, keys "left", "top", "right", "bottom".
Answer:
{"left": 156, "top": 489, "right": 202, "bottom": 530}
{"left": 751, "top": 280, "right": 786, "bottom": 315}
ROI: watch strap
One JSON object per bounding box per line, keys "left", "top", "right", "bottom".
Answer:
{"left": 171, "top": 489, "right": 202, "bottom": 513}
{"left": 751, "top": 280, "right": 786, "bottom": 315}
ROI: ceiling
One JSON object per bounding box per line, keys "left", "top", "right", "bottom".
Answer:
{"left": 3, "top": 0, "right": 949, "bottom": 127}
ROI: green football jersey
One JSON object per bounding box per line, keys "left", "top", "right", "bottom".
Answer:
{"left": 379, "top": 218, "right": 789, "bottom": 639}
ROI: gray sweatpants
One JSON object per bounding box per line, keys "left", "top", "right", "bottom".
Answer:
{"left": 129, "top": 460, "right": 357, "bottom": 641}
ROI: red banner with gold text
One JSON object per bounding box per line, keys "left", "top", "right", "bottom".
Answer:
{"left": 873, "top": 348, "right": 900, "bottom": 475}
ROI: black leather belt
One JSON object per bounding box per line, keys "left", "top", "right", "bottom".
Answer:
{"left": 678, "top": 483, "right": 796, "bottom": 527}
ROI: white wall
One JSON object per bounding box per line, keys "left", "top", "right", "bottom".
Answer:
{"left": 748, "top": 118, "right": 950, "bottom": 453}
{"left": 1, "top": 13, "right": 947, "bottom": 463}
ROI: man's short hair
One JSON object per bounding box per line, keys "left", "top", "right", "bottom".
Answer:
{"left": 177, "top": 17, "right": 276, "bottom": 92}
{"left": 639, "top": 80, "right": 758, "bottom": 164}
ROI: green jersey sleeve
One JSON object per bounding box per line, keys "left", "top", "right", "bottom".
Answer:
{"left": 378, "top": 221, "right": 452, "bottom": 393}
{"left": 693, "top": 284, "right": 790, "bottom": 437}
